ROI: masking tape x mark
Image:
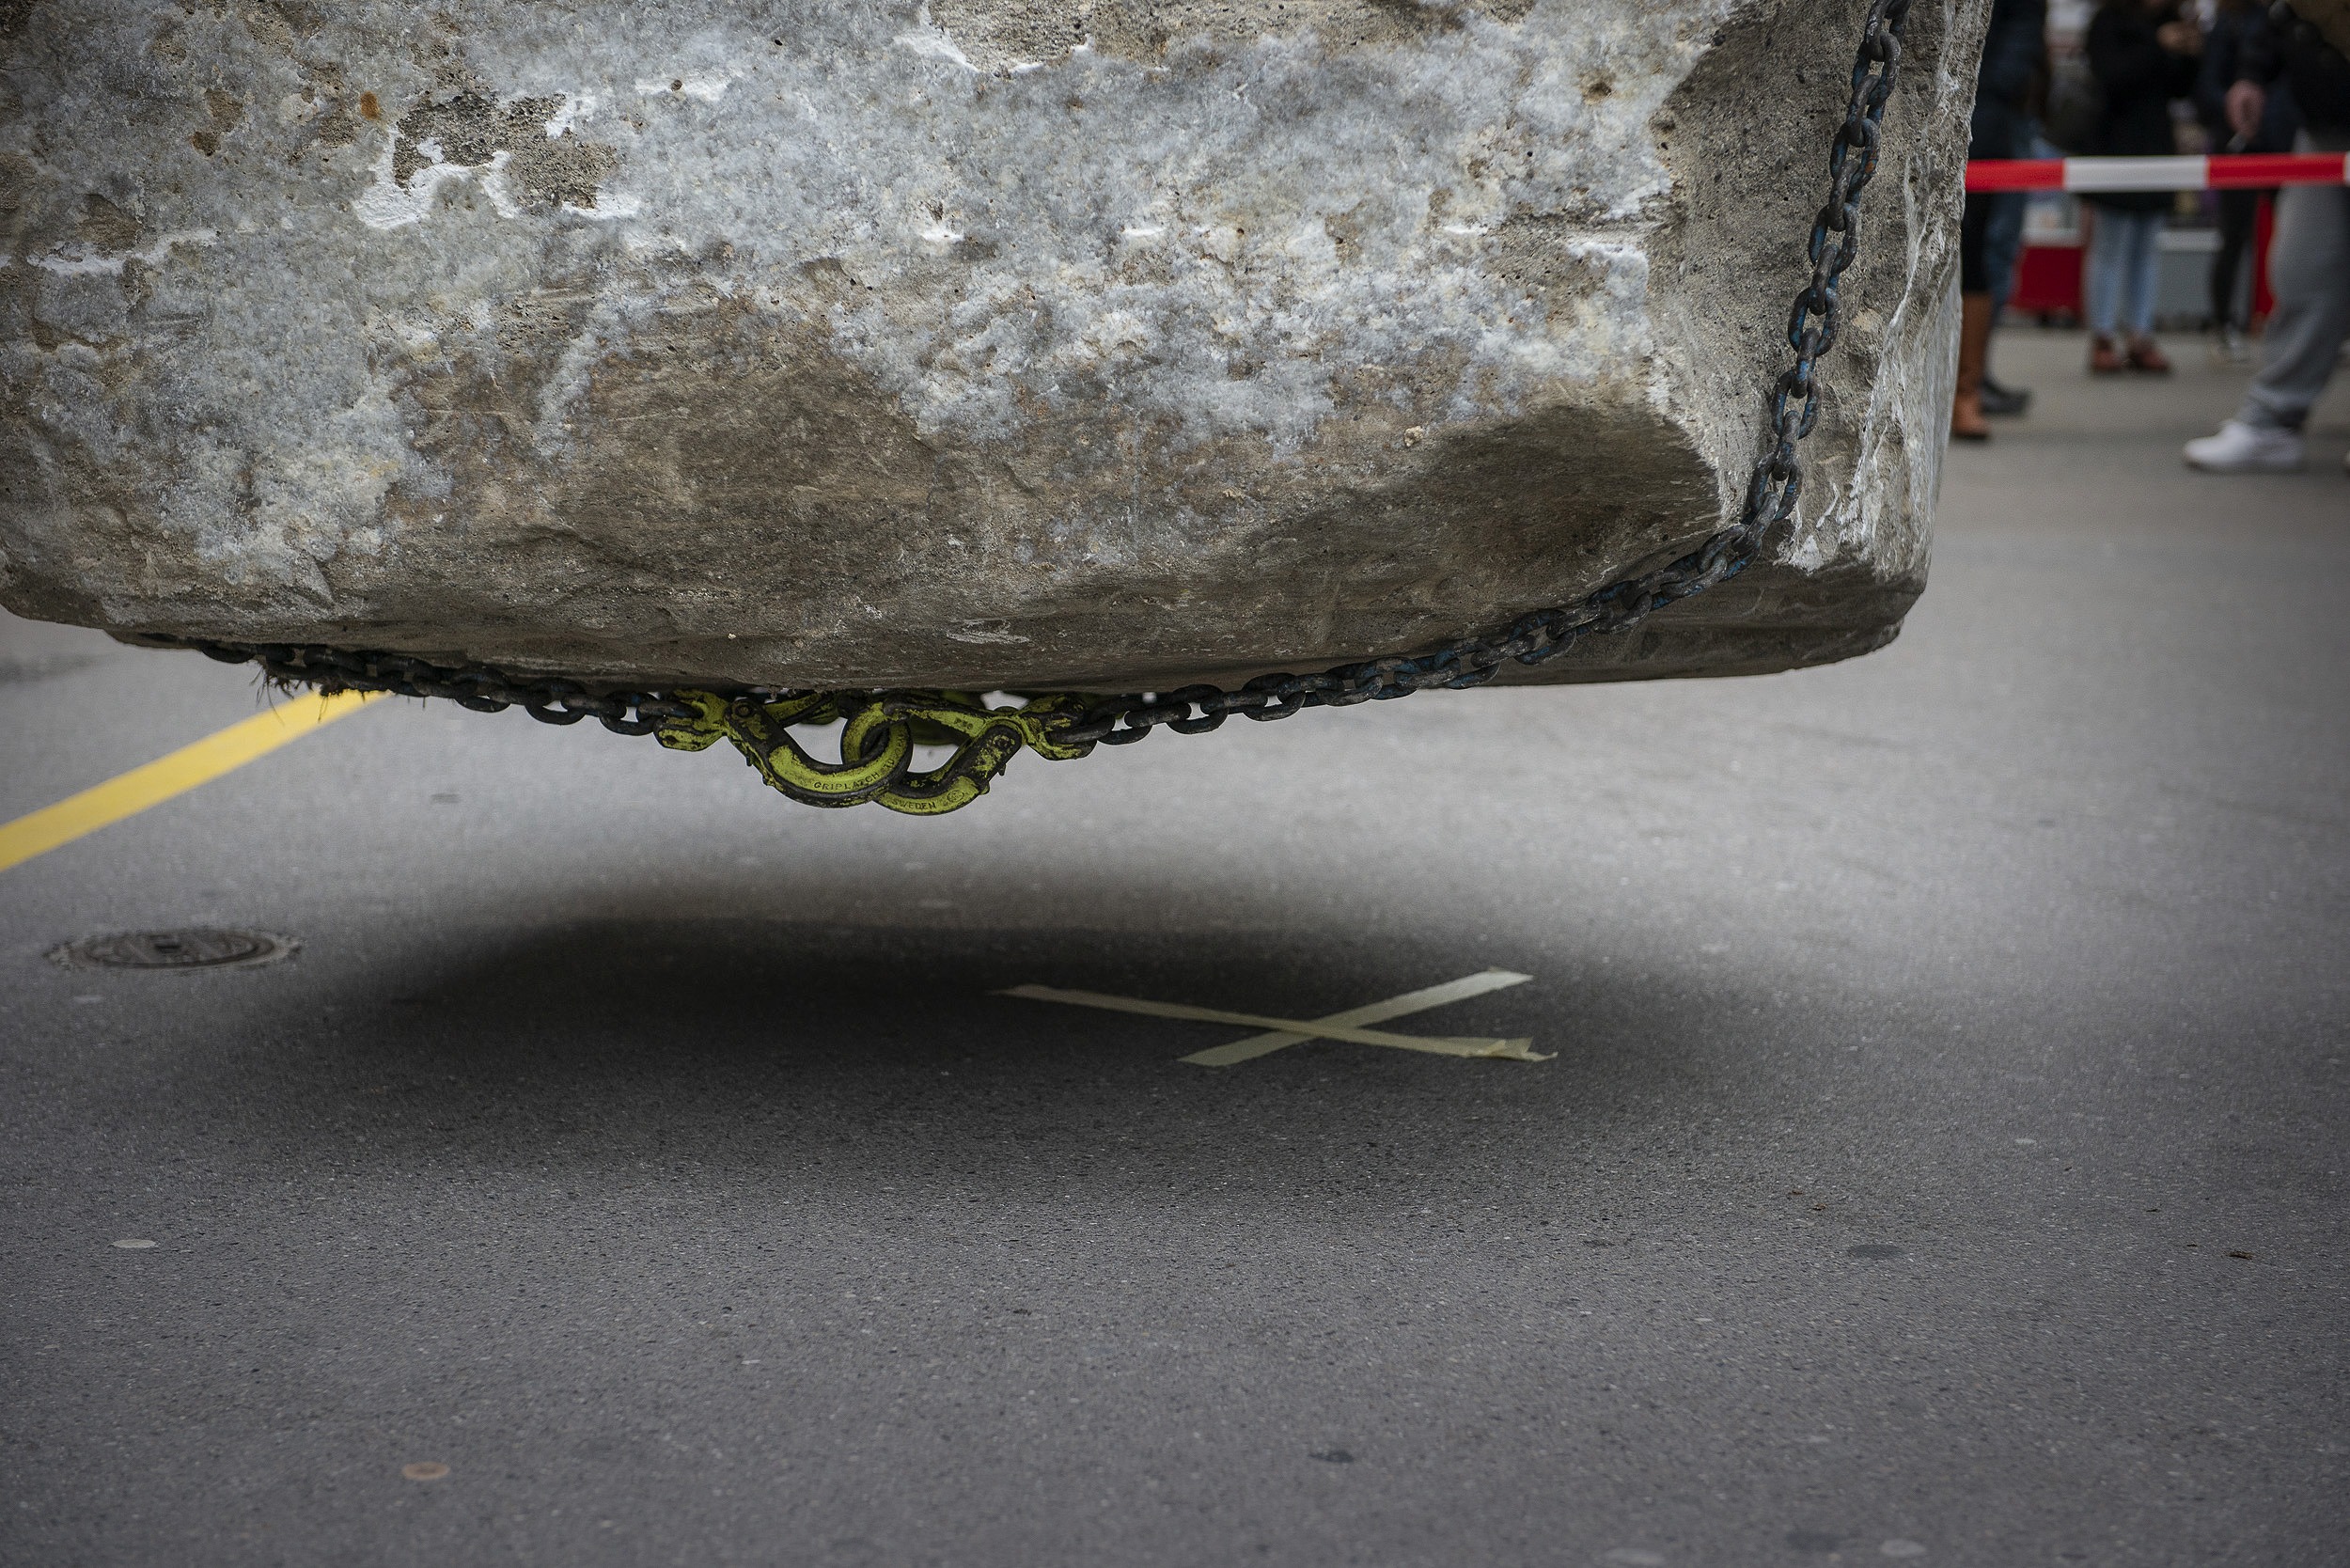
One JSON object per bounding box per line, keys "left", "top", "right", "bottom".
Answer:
{"left": 999, "top": 969, "right": 1546, "bottom": 1065}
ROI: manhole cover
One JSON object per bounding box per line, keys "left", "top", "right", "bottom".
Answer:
{"left": 50, "top": 929, "right": 297, "bottom": 972}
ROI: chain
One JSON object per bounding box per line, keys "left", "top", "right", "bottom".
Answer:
{"left": 157, "top": 0, "right": 1915, "bottom": 813}
{"left": 163, "top": 638, "right": 699, "bottom": 734}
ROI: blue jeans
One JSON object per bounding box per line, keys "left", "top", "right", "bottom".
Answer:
{"left": 1982, "top": 189, "right": 2027, "bottom": 312}
{"left": 2085, "top": 206, "right": 2164, "bottom": 337}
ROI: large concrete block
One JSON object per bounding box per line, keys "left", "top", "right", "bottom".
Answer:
{"left": 0, "top": 0, "right": 1982, "bottom": 693}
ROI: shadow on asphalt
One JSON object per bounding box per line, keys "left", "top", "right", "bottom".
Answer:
{"left": 127, "top": 915, "right": 1855, "bottom": 1219}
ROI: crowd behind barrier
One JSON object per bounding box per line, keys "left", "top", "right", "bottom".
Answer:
{"left": 1949, "top": 0, "right": 2346, "bottom": 475}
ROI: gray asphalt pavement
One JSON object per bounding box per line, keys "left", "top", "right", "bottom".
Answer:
{"left": 3, "top": 330, "right": 2346, "bottom": 1568}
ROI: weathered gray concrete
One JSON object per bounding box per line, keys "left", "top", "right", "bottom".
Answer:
{"left": 1, "top": 0, "right": 1977, "bottom": 691}
{"left": 2, "top": 329, "right": 2346, "bottom": 1566}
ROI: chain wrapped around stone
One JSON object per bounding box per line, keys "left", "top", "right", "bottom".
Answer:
{"left": 150, "top": 0, "right": 1913, "bottom": 815}
{"left": 158, "top": 639, "right": 1098, "bottom": 814}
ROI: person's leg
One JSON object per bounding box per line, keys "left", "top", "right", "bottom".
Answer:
{"left": 2185, "top": 143, "right": 2350, "bottom": 470}
{"left": 1959, "top": 192, "right": 1992, "bottom": 297}
{"left": 2123, "top": 211, "right": 2171, "bottom": 368}
{"left": 2083, "top": 207, "right": 2115, "bottom": 333}
{"left": 1980, "top": 190, "right": 2031, "bottom": 412}
{"left": 2083, "top": 205, "right": 2127, "bottom": 369}
{"left": 2210, "top": 188, "right": 2255, "bottom": 331}
{"left": 1953, "top": 293, "right": 1994, "bottom": 439}
{"left": 1953, "top": 194, "right": 1992, "bottom": 437}
{"left": 1983, "top": 191, "right": 2027, "bottom": 316}
{"left": 2238, "top": 180, "right": 2350, "bottom": 431}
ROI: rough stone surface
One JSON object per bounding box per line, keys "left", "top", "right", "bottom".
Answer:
{"left": 0, "top": 0, "right": 1983, "bottom": 692}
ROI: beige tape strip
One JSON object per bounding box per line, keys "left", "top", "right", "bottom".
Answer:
{"left": 999, "top": 974, "right": 1547, "bottom": 1062}
{"left": 1181, "top": 968, "right": 1535, "bottom": 1067}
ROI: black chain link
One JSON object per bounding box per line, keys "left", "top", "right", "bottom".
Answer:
{"left": 155, "top": 639, "right": 704, "bottom": 736}
{"left": 158, "top": 0, "right": 1914, "bottom": 760}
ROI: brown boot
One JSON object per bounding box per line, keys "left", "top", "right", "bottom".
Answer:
{"left": 1950, "top": 291, "right": 1993, "bottom": 442}
{"left": 2126, "top": 335, "right": 2172, "bottom": 374}
{"left": 2089, "top": 334, "right": 2127, "bottom": 374}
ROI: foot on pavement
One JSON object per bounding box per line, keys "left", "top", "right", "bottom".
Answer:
{"left": 2183, "top": 419, "right": 2305, "bottom": 474}
{"left": 1980, "top": 375, "right": 2031, "bottom": 416}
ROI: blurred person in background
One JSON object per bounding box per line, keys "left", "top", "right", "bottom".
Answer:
{"left": 2185, "top": 1, "right": 2350, "bottom": 471}
{"left": 2196, "top": 0, "right": 2300, "bottom": 361}
{"left": 1953, "top": 0, "right": 2050, "bottom": 439}
{"left": 2084, "top": 0, "right": 2203, "bottom": 373}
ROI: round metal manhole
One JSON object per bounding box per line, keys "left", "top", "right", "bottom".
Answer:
{"left": 49, "top": 929, "right": 298, "bottom": 972}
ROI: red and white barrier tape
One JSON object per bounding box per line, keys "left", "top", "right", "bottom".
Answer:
{"left": 1966, "top": 152, "right": 2349, "bottom": 193}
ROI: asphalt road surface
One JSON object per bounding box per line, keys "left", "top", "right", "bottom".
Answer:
{"left": 4, "top": 332, "right": 2346, "bottom": 1568}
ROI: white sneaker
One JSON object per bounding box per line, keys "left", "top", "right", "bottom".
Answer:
{"left": 2183, "top": 419, "right": 2305, "bottom": 473}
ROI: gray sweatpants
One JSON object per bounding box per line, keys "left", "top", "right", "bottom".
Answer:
{"left": 2241, "top": 132, "right": 2350, "bottom": 432}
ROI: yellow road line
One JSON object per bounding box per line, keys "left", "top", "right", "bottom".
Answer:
{"left": 0, "top": 690, "right": 382, "bottom": 873}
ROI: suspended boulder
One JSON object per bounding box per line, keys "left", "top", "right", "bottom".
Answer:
{"left": 0, "top": 0, "right": 1982, "bottom": 704}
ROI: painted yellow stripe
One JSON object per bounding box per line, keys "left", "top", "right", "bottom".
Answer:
{"left": 0, "top": 690, "right": 382, "bottom": 873}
